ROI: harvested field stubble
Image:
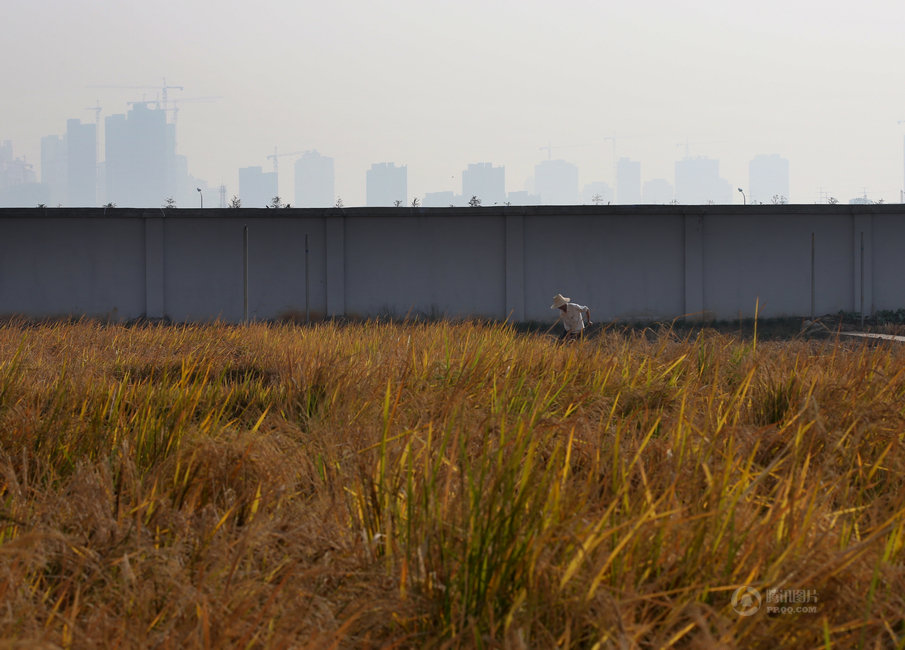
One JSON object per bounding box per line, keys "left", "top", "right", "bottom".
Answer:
{"left": 0, "top": 319, "right": 904, "bottom": 647}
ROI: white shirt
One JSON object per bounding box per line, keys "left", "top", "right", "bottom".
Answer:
{"left": 559, "top": 303, "right": 589, "bottom": 332}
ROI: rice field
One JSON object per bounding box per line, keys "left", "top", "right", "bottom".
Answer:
{"left": 0, "top": 318, "right": 904, "bottom": 648}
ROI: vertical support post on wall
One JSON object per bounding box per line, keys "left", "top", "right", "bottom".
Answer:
{"left": 243, "top": 224, "right": 249, "bottom": 323}
{"left": 144, "top": 215, "right": 166, "bottom": 319}
{"left": 305, "top": 233, "right": 310, "bottom": 323}
{"left": 860, "top": 231, "right": 865, "bottom": 329}
{"left": 683, "top": 211, "right": 705, "bottom": 320}
{"left": 810, "top": 232, "right": 815, "bottom": 320}
{"left": 852, "top": 211, "right": 872, "bottom": 325}
{"left": 325, "top": 215, "right": 346, "bottom": 318}
{"left": 504, "top": 213, "right": 526, "bottom": 322}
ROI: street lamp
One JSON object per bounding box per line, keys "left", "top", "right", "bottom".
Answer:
{"left": 196, "top": 187, "right": 203, "bottom": 209}
{"left": 737, "top": 187, "right": 746, "bottom": 205}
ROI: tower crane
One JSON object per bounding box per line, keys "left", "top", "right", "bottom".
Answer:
{"left": 88, "top": 79, "right": 184, "bottom": 111}
{"left": 265, "top": 148, "right": 307, "bottom": 198}
{"left": 266, "top": 147, "right": 306, "bottom": 177}
{"left": 167, "top": 96, "right": 219, "bottom": 125}
{"left": 158, "top": 78, "right": 183, "bottom": 111}
{"left": 85, "top": 99, "right": 101, "bottom": 126}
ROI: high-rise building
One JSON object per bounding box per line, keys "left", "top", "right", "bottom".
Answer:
{"left": 294, "top": 151, "right": 335, "bottom": 207}
{"left": 749, "top": 154, "right": 790, "bottom": 204}
{"left": 675, "top": 156, "right": 732, "bottom": 204}
{"left": 0, "top": 140, "right": 35, "bottom": 189}
{"left": 41, "top": 134, "right": 67, "bottom": 206}
{"left": 0, "top": 140, "right": 45, "bottom": 207}
{"left": 616, "top": 158, "right": 641, "bottom": 204}
{"left": 239, "top": 166, "right": 278, "bottom": 207}
{"left": 66, "top": 118, "right": 96, "bottom": 206}
{"left": 366, "top": 162, "right": 407, "bottom": 207}
{"left": 534, "top": 159, "right": 578, "bottom": 205}
{"left": 462, "top": 162, "right": 505, "bottom": 206}
{"left": 104, "top": 103, "right": 168, "bottom": 207}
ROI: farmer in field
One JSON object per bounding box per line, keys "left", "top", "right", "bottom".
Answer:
{"left": 551, "top": 293, "right": 592, "bottom": 341}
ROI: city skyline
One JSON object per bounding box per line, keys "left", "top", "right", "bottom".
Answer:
{"left": 4, "top": 111, "right": 798, "bottom": 207}
{"left": 4, "top": 0, "right": 905, "bottom": 206}
{"left": 0, "top": 111, "right": 823, "bottom": 207}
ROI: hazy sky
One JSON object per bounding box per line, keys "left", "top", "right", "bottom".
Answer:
{"left": 4, "top": 0, "right": 905, "bottom": 205}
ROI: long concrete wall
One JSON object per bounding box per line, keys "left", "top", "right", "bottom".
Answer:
{"left": 1, "top": 205, "right": 902, "bottom": 323}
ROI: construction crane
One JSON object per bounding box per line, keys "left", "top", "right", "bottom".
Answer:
{"left": 158, "top": 78, "right": 183, "bottom": 110}
{"left": 265, "top": 148, "right": 307, "bottom": 198}
{"left": 85, "top": 99, "right": 101, "bottom": 126}
{"left": 168, "top": 96, "right": 219, "bottom": 123}
{"left": 87, "top": 78, "right": 184, "bottom": 110}
{"left": 119, "top": 95, "right": 219, "bottom": 129}
{"left": 266, "top": 147, "right": 306, "bottom": 176}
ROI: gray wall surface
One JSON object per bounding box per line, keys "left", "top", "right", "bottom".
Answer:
{"left": 1, "top": 205, "right": 903, "bottom": 323}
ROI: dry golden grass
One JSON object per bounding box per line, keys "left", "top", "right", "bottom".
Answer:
{"left": 0, "top": 318, "right": 904, "bottom": 648}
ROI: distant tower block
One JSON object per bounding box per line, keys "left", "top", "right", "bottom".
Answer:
{"left": 749, "top": 154, "right": 790, "bottom": 204}
{"left": 366, "top": 162, "right": 407, "bottom": 207}
{"left": 295, "top": 151, "right": 335, "bottom": 208}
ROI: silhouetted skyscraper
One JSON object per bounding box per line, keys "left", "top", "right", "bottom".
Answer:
{"left": 534, "top": 159, "right": 578, "bottom": 205}
{"left": 462, "top": 162, "right": 505, "bottom": 205}
{"left": 104, "top": 103, "right": 167, "bottom": 206}
{"left": 0, "top": 140, "right": 44, "bottom": 206}
{"left": 66, "top": 118, "right": 96, "bottom": 206}
{"left": 41, "top": 134, "right": 66, "bottom": 206}
{"left": 239, "top": 166, "right": 278, "bottom": 207}
{"left": 675, "top": 156, "right": 731, "bottom": 204}
{"left": 749, "top": 154, "right": 790, "bottom": 204}
{"left": 294, "top": 151, "right": 335, "bottom": 207}
{"left": 0, "top": 140, "right": 11, "bottom": 172}
{"left": 366, "top": 162, "right": 407, "bottom": 207}
{"left": 616, "top": 158, "right": 641, "bottom": 204}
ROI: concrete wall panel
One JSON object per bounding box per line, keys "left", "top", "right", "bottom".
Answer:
{"left": 523, "top": 212, "right": 684, "bottom": 322}
{"left": 701, "top": 211, "right": 853, "bottom": 320}
{"left": 244, "top": 218, "right": 326, "bottom": 320}
{"left": 162, "top": 217, "right": 247, "bottom": 322}
{"left": 0, "top": 216, "right": 144, "bottom": 319}
{"left": 343, "top": 213, "right": 506, "bottom": 319}
{"left": 870, "top": 214, "right": 905, "bottom": 313}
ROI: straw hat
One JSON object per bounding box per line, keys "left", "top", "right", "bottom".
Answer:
{"left": 551, "top": 293, "right": 570, "bottom": 309}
